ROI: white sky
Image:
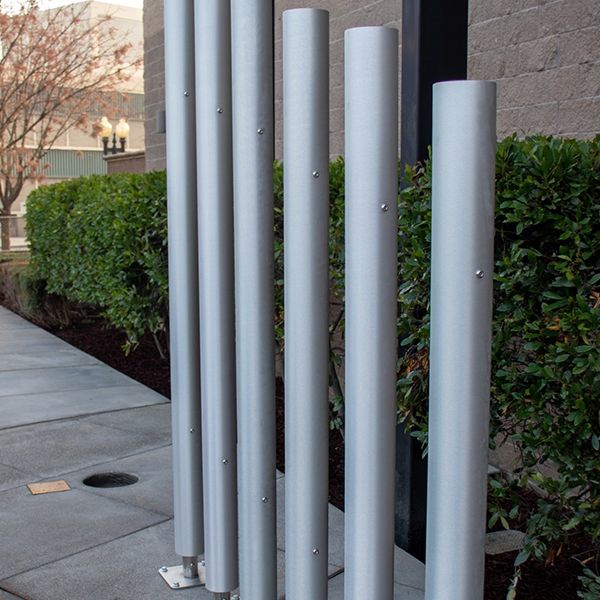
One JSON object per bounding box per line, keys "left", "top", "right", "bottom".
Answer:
{"left": 2, "top": 0, "right": 142, "bottom": 10}
{"left": 41, "top": 0, "right": 142, "bottom": 7}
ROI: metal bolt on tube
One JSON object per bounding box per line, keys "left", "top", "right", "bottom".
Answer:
{"left": 344, "top": 26, "right": 399, "bottom": 600}
{"left": 195, "top": 0, "right": 238, "bottom": 594}
{"left": 283, "top": 9, "right": 330, "bottom": 600}
{"left": 159, "top": 0, "right": 204, "bottom": 589}
{"left": 425, "top": 80, "right": 496, "bottom": 600}
{"left": 231, "top": 1, "right": 277, "bottom": 598}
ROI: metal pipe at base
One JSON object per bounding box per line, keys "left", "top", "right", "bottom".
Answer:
{"left": 425, "top": 80, "right": 496, "bottom": 600}
{"left": 344, "top": 25, "right": 399, "bottom": 600}
{"left": 182, "top": 556, "right": 198, "bottom": 580}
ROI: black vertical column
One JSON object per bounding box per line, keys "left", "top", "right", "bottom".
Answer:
{"left": 397, "top": 0, "right": 469, "bottom": 562}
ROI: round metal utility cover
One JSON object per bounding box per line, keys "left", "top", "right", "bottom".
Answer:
{"left": 82, "top": 472, "right": 139, "bottom": 488}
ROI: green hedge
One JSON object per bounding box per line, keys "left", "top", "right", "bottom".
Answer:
{"left": 26, "top": 136, "right": 599, "bottom": 582}
{"left": 397, "top": 135, "right": 599, "bottom": 578}
{"left": 26, "top": 171, "right": 168, "bottom": 349}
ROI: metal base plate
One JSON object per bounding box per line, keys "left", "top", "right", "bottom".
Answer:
{"left": 158, "top": 564, "right": 206, "bottom": 589}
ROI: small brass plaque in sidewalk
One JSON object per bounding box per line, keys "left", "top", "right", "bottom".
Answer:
{"left": 27, "top": 480, "right": 71, "bottom": 495}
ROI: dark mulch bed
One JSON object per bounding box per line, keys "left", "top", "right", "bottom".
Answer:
{"left": 3, "top": 305, "right": 593, "bottom": 599}
{"left": 485, "top": 537, "right": 591, "bottom": 600}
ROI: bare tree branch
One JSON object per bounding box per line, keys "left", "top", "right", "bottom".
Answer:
{"left": 0, "top": 0, "right": 142, "bottom": 248}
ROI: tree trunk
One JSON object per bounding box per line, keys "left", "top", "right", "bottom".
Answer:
{"left": 0, "top": 215, "right": 10, "bottom": 252}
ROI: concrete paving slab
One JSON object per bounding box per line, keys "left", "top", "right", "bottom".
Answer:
{"left": 0, "top": 312, "right": 37, "bottom": 330}
{"left": 0, "top": 365, "right": 138, "bottom": 398}
{"left": 0, "top": 485, "right": 167, "bottom": 580}
{"left": 0, "top": 318, "right": 36, "bottom": 331}
{"left": 328, "top": 572, "right": 345, "bottom": 598}
{"left": 0, "top": 310, "right": 424, "bottom": 598}
{"left": 328, "top": 501, "right": 345, "bottom": 568}
{"left": 67, "top": 446, "right": 174, "bottom": 517}
{"left": 0, "top": 419, "right": 169, "bottom": 479}
{"left": 0, "top": 386, "right": 167, "bottom": 430}
{"left": 83, "top": 403, "right": 172, "bottom": 439}
{"left": 0, "top": 311, "right": 50, "bottom": 330}
{"left": 0, "top": 328, "right": 72, "bottom": 354}
{"left": 0, "top": 464, "right": 33, "bottom": 492}
{"left": 276, "top": 470, "right": 285, "bottom": 549}
{"left": 327, "top": 571, "right": 424, "bottom": 599}
{"left": 394, "top": 545, "right": 425, "bottom": 590}
{"left": 0, "top": 349, "right": 99, "bottom": 372}
{"left": 0, "top": 305, "right": 34, "bottom": 322}
{"left": 2, "top": 520, "right": 213, "bottom": 600}
{"left": 1, "top": 517, "right": 337, "bottom": 600}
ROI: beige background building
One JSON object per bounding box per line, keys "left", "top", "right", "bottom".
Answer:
{"left": 144, "top": 0, "right": 600, "bottom": 170}
{"left": 12, "top": 0, "right": 145, "bottom": 221}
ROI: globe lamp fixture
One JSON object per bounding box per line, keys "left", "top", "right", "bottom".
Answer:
{"left": 99, "top": 117, "right": 129, "bottom": 155}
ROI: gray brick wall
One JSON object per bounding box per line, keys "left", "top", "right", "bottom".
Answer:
{"left": 144, "top": 0, "right": 600, "bottom": 170}
{"left": 468, "top": 0, "right": 600, "bottom": 138}
{"left": 143, "top": 0, "right": 165, "bottom": 172}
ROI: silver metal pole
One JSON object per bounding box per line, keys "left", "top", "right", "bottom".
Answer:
{"left": 231, "top": 1, "right": 277, "bottom": 598}
{"left": 283, "top": 9, "right": 330, "bottom": 600}
{"left": 195, "top": 0, "right": 238, "bottom": 594}
{"left": 344, "top": 26, "right": 399, "bottom": 600}
{"left": 160, "top": 0, "right": 204, "bottom": 590}
{"left": 425, "top": 80, "right": 496, "bottom": 600}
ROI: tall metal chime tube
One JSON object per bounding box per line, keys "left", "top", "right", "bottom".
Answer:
{"left": 194, "top": 0, "right": 238, "bottom": 595}
{"left": 231, "top": 1, "right": 277, "bottom": 598}
{"left": 163, "top": 0, "right": 203, "bottom": 568}
{"left": 425, "top": 80, "right": 496, "bottom": 600}
{"left": 344, "top": 26, "right": 399, "bottom": 600}
{"left": 283, "top": 9, "right": 330, "bottom": 600}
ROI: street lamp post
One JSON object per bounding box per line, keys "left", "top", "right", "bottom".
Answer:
{"left": 100, "top": 116, "right": 130, "bottom": 155}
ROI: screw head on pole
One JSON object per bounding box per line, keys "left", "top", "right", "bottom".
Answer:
{"left": 312, "top": 548, "right": 319, "bottom": 555}
{"left": 261, "top": 496, "right": 268, "bottom": 503}
{"left": 184, "top": 91, "right": 190, "bottom": 97}
{"left": 476, "top": 269, "right": 485, "bottom": 279}
{"left": 217, "top": 107, "right": 224, "bottom": 114}
{"left": 381, "top": 203, "right": 389, "bottom": 212}
{"left": 222, "top": 458, "right": 228, "bottom": 464}
{"left": 257, "top": 128, "right": 264, "bottom": 135}
{"left": 312, "top": 170, "right": 320, "bottom": 178}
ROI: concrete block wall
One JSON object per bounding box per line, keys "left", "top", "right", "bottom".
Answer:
{"left": 144, "top": 0, "right": 600, "bottom": 170}
{"left": 143, "top": 0, "right": 166, "bottom": 172}
{"left": 468, "top": 0, "right": 600, "bottom": 139}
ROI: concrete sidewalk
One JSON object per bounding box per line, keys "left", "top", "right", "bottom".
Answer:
{"left": 0, "top": 305, "right": 424, "bottom": 599}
